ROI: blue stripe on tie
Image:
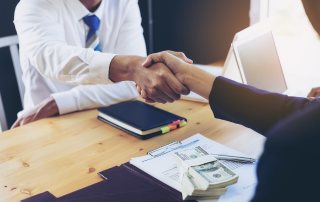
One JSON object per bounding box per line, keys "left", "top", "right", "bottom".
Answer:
{"left": 94, "top": 44, "right": 101, "bottom": 52}
{"left": 83, "top": 15, "right": 101, "bottom": 52}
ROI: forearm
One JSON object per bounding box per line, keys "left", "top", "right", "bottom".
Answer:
{"left": 183, "top": 64, "right": 216, "bottom": 100}
{"left": 209, "top": 77, "right": 310, "bottom": 135}
{"left": 52, "top": 82, "right": 139, "bottom": 115}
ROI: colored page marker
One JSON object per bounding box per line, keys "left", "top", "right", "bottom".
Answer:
{"left": 168, "top": 124, "right": 177, "bottom": 130}
{"left": 172, "top": 120, "right": 182, "bottom": 125}
{"left": 179, "top": 121, "right": 187, "bottom": 127}
{"left": 161, "top": 126, "right": 170, "bottom": 134}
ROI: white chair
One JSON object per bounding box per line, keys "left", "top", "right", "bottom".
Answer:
{"left": 0, "top": 35, "right": 24, "bottom": 132}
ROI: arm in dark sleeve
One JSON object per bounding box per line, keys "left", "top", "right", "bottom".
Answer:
{"left": 209, "top": 77, "right": 310, "bottom": 136}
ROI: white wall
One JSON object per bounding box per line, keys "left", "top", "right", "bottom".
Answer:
{"left": 250, "top": 0, "right": 272, "bottom": 25}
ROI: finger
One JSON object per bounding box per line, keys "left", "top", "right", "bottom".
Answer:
{"left": 307, "top": 87, "right": 320, "bottom": 97}
{"left": 314, "top": 90, "right": 320, "bottom": 97}
{"left": 159, "top": 82, "right": 181, "bottom": 101}
{"left": 11, "top": 119, "right": 21, "bottom": 129}
{"left": 141, "top": 90, "right": 156, "bottom": 103}
{"left": 142, "top": 52, "right": 163, "bottom": 67}
{"left": 137, "top": 85, "right": 142, "bottom": 95}
{"left": 145, "top": 98, "right": 155, "bottom": 103}
{"left": 165, "top": 50, "right": 193, "bottom": 64}
{"left": 142, "top": 52, "right": 187, "bottom": 77}
{"left": 153, "top": 88, "right": 174, "bottom": 103}
{"left": 20, "top": 116, "right": 34, "bottom": 126}
{"left": 142, "top": 51, "right": 192, "bottom": 67}
{"left": 141, "top": 90, "right": 148, "bottom": 100}
{"left": 146, "top": 88, "right": 169, "bottom": 104}
{"left": 165, "top": 73, "right": 190, "bottom": 95}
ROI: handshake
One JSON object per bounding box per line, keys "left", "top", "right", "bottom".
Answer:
{"left": 110, "top": 51, "right": 215, "bottom": 104}
{"left": 12, "top": 51, "right": 216, "bottom": 129}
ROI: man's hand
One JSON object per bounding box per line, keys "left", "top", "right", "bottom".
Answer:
{"left": 138, "top": 51, "right": 216, "bottom": 102}
{"left": 109, "top": 55, "right": 192, "bottom": 104}
{"left": 135, "top": 51, "right": 193, "bottom": 103}
{"left": 307, "top": 87, "right": 320, "bottom": 100}
{"left": 11, "top": 96, "right": 59, "bottom": 129}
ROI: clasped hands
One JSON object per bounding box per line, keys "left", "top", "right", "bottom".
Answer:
{"left": 134, "top": 51, "right": 194, "bottom": 104}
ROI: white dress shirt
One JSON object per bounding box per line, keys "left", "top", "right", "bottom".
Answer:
{"left": 14, "top": 0, "right": 146, "bottom": 115}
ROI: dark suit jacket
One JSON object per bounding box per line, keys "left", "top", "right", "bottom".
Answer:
{"left": 209, "top": 77, "right": 320, "bottom": 202}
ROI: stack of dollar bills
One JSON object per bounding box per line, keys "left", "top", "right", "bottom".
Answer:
{"left": 173, "top": 146, "right": 239, "bottom": 201}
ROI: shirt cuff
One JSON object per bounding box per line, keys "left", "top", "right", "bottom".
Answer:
{"left": 89, "top": 52, "right": 116, "bottom": 84}
{"left": 51, "top": 91, "right": 78, "bottom": 115}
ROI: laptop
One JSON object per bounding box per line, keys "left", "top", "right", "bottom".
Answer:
{"left": 181, "top": 19, "right": 307, "bottom": 101}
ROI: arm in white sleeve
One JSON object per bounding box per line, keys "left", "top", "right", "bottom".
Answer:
{"left": 52, "top": 81, "right": 139, "bottom": 115}
{"left": 14, "top": 0, "right": 114, "bottom": 85}
{"left": 52, "top": 0, "right": 146, "bottom": 114}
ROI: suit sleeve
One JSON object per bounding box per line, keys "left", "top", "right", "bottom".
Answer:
{"left": 209, "top": 77, "right": 310, "bottom": 136}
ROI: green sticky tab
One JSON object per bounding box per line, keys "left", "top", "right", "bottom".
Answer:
{"left": 161, "top": 126, "right": 170, "bottom": 134}
{"left": 179, "top": 121, "right": 187, "bottom": 127}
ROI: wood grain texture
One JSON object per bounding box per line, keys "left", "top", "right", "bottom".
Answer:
{"left": 0, "top": 63, "right": 266, "bottom": 201}
{"left": 0, "top": 99, "right": 265, "bottom": 202}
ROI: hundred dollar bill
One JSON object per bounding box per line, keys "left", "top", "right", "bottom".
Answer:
{"left": 174, "top": 146, "right": 238, "bottom": 189}
{"left": 174, "top": 146, "right": 210, "bottom": 161}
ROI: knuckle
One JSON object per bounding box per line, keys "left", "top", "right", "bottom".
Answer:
{"left": 159, "top": 70, "right": 166, "bottom": 78}
{"left": 176, "top": 86, "right": 183, "bottom": 94}
{"left": 149, "top": 90, "right": 158, "bottom": 97}
{"left": 153, "top": 80, "right": 162, "bottom": 89}
{"left": 157, "top": 69, "right": 167, "bottom": 79}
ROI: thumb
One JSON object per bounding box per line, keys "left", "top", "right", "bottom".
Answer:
{"left": 141, "top": 51, "right": 187, "bottom": 75}
{"left": 142, "top": 51, "right": 192, "bottom": 67}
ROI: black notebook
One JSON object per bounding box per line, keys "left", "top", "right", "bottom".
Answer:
{"left": 97, "top": 100, "right": 187, "bottom": 140}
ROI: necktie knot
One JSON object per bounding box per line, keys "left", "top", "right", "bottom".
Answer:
{"left": 83, "top": 15, "right": 100, "bottom": 31}
{"left": 83, "top": 15, "right": 101, "bottom": 51}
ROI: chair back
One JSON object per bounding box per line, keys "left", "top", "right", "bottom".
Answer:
{"left": 0, "top": 35, "right": 24, "bottom": 132}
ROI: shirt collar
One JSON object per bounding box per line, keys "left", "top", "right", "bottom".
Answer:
{"left": 66, "top": 0, "right": 105, "bottom": 21}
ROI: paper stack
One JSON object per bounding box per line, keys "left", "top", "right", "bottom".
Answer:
{"left": 173, "top": 146, "right": 239, "bottom": 200}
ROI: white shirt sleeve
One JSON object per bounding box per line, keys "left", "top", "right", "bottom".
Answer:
{"left": 52, "top": 81, "right": 139, "bottom": 115}
{"left": 14, "top": 0, "right": 114, "bottom": 85}
{"left": 51, "top": 0, "right": 146, "bottom": 114}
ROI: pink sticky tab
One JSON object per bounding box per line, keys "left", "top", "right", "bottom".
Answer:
{"left": 168, "top": 124, "right": 177, "bottom": 130}
{"left": 172, "top": 120, "right": 183, "bottom": 125}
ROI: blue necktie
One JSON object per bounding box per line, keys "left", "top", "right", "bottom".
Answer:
{"left": 83, "top": 15, "right": 101, "bottom": 52}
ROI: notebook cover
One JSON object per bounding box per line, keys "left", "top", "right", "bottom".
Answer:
{"left": 22, "top": 165, "right": 187, "bottom": 202}
{"left": 97, "top": 100, "right": 186, "bottom": 131}
{"left": 97, "top": 116, "right": 162, "bottom": 140}
{"left": 20, "top": 191, "right": 56, "bottom": 202}
{"left": 58, "top": 168, "right": 177, "bottom": 202}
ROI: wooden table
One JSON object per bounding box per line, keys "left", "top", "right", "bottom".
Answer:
{"left": 0, "top": 63, "right": 266, "bottom": 202}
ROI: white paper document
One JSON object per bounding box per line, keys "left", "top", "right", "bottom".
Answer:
{"left": 130, "top": 133, "right": 258, "bottom": 202}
